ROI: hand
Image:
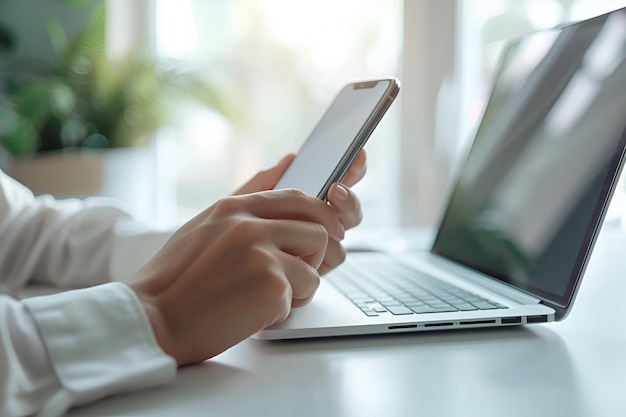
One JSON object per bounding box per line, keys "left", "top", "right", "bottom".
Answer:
{"left": 235, "top": 150, "right": 367, "bottom": 275}
{"left": 128, "top": 189, "right": 344, "bottom": 366}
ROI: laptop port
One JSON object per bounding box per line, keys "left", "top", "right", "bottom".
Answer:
{"left": 502, "top": 317, "right": 522, "bottom": 324}
{"left": 460, "top": 320, "right": 496, "bottom": 326}
{"left": 388, "top": 324, "right": 418, "bottom": 330}
{"left": 424, "top": 322, "right": 454, "bottom": 328}
{"left": 526, "top": 315, "right": 548, "bottom": 323}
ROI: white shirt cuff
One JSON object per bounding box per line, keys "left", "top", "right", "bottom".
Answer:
{"left": 23, "top": 282, "right": 177, "bottom": 408}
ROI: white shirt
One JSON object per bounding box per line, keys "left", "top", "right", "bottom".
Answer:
{"left": 0, "top": 169, "right": 177, "bottom": 417}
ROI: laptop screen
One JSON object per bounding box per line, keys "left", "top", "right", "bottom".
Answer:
{"left": 431, "top": 8, "right": 626, "bottom": 308}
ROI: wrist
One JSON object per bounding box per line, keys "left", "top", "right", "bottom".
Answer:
{"left": 127, "top": 283, "right": 179, "bottom": 366}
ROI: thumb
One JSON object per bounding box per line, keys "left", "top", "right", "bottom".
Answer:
{"left": 233, "top": 153, "right": 295, "bottom": 195}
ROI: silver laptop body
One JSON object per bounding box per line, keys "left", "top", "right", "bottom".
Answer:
{"left": 255, "top": 7, "right": 626, "bottom": 340}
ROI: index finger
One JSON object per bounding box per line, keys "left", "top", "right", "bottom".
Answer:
{"left": 237, "top": 189, "right": 345, "bottom": 241}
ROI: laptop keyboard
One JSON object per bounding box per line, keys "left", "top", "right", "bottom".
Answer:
{"left": 328, "top": 255, "right": 508, "bottom": 317}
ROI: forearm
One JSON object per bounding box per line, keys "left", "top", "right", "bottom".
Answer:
{"left": 1, "top": 283, "right": 177, "bottom": 417}
{"left": 0, "top": 195, "right": 129, "bottom": 290}
{"left": 0, "top": 167, "right": 129, "bottom": 290}
{"left": 0, "top": 170, "right": 173, "bottom": 292}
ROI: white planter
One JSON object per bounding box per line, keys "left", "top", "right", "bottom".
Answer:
{"left": 9, "top": 138, "right": 172, "bottom": 224}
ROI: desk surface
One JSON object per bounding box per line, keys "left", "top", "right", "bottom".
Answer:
{"left": 67, "top": 225, "right": 626, "bottom": 417}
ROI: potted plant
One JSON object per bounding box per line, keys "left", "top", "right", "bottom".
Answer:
{"left": 0, "top": 4, "right": 234, "bottom": 204}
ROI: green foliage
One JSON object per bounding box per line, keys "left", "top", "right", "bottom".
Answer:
{"left": 0, "top": 4, "right": 234, "bottom": 158}
{"left": 0, "top": 24, "right": 13, "bottom": 53}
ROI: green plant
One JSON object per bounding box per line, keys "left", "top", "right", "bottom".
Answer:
{"left": 0, "top": 24, "right": 13, "bottom": 53}
{"left": 0, "top": 4, "right": 234, "bottom": 158}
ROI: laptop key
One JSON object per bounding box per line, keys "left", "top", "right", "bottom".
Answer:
{"left": 360, "top": 309, "right": 379, "bottom": 317}
{"left": 356, "top": 301, "right": 376, "bottom": 309}
{"left": 427, "top": 301, "right": 450, "bottom": 308}
{"left": 368, "top": 303, "right": 388, "bottom": 313}
{"left": 387, "top": 305, "right": 414, "bottom": 315}
{"left": 410, "top": 305, "right": 435, "bottom": 314}
{"left": 429, "top": 305, "right": 458, "bottom": 313}
{"left": 451, "top": 303, "right": 478, "bottom": 311}
{"left": 471, "top": 301, "right": 499, "bottom": 310}
{"left": 404, "top": 301, "right": 427, "bottom": 307}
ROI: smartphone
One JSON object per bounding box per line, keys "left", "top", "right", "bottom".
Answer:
{"left": 273, "top": 77, "right": 400, "bottom": 200}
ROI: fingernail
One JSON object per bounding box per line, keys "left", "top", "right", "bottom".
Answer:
{"left": 334, "top": 183, "right": 349, "bottom": 202}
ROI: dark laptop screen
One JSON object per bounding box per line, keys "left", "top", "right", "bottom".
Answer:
{"left": 432, "top": 8, "right": 626, "bottom": 309}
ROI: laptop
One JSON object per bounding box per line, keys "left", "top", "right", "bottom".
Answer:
{"left": 255, "top": 7, "right": 626, "bottom": 340}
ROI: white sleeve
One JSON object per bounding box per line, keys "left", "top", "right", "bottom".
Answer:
{"left": 2, "top": 283, "right": 177, "bottom": 417}
{"left": 0, "top": 169, "right": 174, "bottom": 293}
{"left": 0, "top": 168, "right": 127, "bottom": 292}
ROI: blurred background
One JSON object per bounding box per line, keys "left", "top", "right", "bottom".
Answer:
{"left": 1, "top": 0, "right": 624, "bottom": 230}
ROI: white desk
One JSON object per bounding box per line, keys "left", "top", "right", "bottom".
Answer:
{"left": 67, "top": 224, "right": 626, "bottom": 417}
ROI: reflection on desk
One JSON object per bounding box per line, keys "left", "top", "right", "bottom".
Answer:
{"left": 67, "top": 225, "right": 626, "bottom": 417}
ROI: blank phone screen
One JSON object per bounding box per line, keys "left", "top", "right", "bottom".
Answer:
{"left": 274, "top": 80, "right": 393, "bottom": 198}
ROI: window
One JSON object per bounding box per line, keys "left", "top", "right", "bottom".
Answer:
{"left": 154, "top": 0, "right": 403, "bottom": 226}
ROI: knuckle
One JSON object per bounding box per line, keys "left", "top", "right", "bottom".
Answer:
{"left": 282, "top": 187, "right": 309, "bottom": 202}
{"left": 262, "top": 273, "right": 292, "bottom": 321}
{"left": 308, "top": 271, "right": 321, "bottom": 294}
{"left": 245, "top": 246, "right": 276, "bottom": 274}
{"left": 229, "top": 218, "right": 266, "bottom": 240}
{"left": 245, "top": 247, "right": 290, "bottom": 296}
{"left": 311, "top": 221, "right": 329, "bottom": 242}
{"left": 212, "top": 196, "right": 244, "bottom": 216}
{"left": 264, "top": 272, "right": 291, "bottom": 300}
